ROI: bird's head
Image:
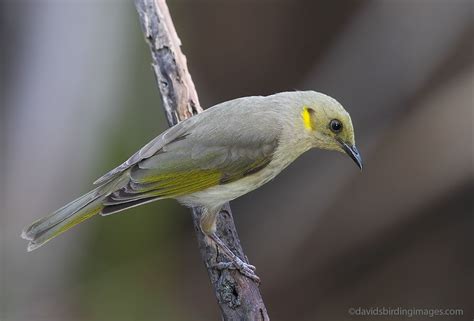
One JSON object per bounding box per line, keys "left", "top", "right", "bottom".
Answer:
{"left": 299, "top": 92, "right": 363, "bottom": 170}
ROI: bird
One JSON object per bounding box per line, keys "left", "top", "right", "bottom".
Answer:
{"left": 21, "top": 90, "right": 362, "bottom": 282}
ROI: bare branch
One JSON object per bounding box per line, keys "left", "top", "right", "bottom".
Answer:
{"left": 134, "top": 0, "right": 269, "bottom": 319}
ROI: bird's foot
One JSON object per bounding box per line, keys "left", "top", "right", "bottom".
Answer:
{"left": 206, "top": 231, "right": 260, "bottom": 283}
{"left": 213, "top": 258, "right": 260, "bottom": 283}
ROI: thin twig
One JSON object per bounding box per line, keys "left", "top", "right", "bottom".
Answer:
{"left": 134, "top": 0, "right": 269, "bottom": 320}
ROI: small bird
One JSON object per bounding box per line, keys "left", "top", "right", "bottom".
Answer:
{"left": 22, "top": 91, "right": 362, "bottom": 281}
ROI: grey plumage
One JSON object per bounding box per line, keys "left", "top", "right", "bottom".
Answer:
{"left": 94, "top": 94, "right": 283, "bottom": 186}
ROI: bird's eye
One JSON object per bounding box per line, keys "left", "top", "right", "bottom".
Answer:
{"left": 329, "top": 119, "right": 343, "bottom": 133}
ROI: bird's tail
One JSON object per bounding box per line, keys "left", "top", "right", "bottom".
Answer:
{"left": 21, "top": 186, "right": 107, "bottom": 252}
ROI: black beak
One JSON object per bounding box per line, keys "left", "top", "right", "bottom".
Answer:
{"left": 339, "top": 140, "right": 363, "bottom": 170}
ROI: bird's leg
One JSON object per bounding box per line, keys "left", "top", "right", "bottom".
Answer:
{"left": 200, "top": 206, "right": 260, "bottom": 283}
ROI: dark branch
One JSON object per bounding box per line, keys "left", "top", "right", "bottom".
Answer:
{"left": 133, "top": 0, "right": 269, "bottom": 320}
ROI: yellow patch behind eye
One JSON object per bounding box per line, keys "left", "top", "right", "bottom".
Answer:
{"left": 301, "top": 107, "right": 315, "bottom": 131}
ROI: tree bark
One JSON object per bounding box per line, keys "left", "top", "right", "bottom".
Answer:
{"left": 133, "top": 1, "right": 269, "bottom": 320}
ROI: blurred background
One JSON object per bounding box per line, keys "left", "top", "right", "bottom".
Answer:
{"left": 1, "top": 0, "right": 473, "bottom": 320}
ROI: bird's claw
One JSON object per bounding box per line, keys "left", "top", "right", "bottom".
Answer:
{"left": 215, "top": 261, "right": 256, "bottom": 272}
{"left": 238, "top": 263, "right": 260, "bottom": 283}
{"left": 213, "top": 259, "right": 260, "bottom": 283}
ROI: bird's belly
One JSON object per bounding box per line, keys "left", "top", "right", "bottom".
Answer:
{"left": 176, "top": 165, "right": 279, "bottom": 208}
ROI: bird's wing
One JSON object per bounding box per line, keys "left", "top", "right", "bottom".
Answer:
{"left": 95, "top": 95, "right": 283, "bottom": 206}
{"left": 103, "top": 133, "right": 279, "bottom": 205}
